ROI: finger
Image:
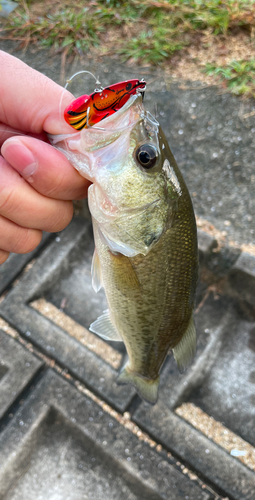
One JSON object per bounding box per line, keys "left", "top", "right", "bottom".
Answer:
{"left": 0, "top": 122, "right": 50, "bottom": 147}
{"left": 0, "top": 250, "right": 10, "bottom": 265}
{"left": 0, "top": 157, "right": 73, "bottom": 232}
{"left": 0, "top": 215, "right": 42, "bottom": 254}
{"left": 0, "top": 51, "right": 74, "bottom": 135}
{"left": 1, "top": 136, "right": 89, "bottom": 200}
{"left": 0, "top": 123, "right": 24, "bottom": 147}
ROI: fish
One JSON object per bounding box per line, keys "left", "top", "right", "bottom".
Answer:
{"left": 49, "top": 93, "right": 198, "bottom": 404}
{"left": 64, "top": 79, "right": 146, "bottom": 130}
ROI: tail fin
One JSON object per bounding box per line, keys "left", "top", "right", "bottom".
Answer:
{"left": 117, "top": 365, "right": 159, "bottom": 404}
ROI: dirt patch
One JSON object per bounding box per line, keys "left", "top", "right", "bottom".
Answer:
{"left": 167, "top": 31, "right": 255, "bottom": 85}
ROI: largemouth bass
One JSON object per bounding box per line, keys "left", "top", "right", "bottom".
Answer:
{"left": 50, "top": 94, "right": 198, "bottom": 404}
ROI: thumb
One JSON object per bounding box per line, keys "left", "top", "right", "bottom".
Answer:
{"left": 0, "top": 51, "right": 74, "bottom": 135}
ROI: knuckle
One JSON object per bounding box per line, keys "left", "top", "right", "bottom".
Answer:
{"left": 0, "top": 160, "right": 17, "bottom": 215}
{"left": 43, "top": 201, "right": 73, "bottom": 232}
{"left": 12, "top": 229, "right": 42, "bottom": 254}
{"left": 0, "top": 187, "right": 16, "bottom": 215}
{"left": 46, "top": 172, "right": 67, "bottom": 198}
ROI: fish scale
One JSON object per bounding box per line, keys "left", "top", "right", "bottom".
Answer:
{"left": 92, "top": 141, "right": 197, "bottom": 382}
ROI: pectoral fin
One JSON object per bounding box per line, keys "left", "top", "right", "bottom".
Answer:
{"left": 91, "top": 249, "right": 103, "bottom": 292}
{"left": 108, "top": 252, "right": 141, "bottom": 293}
{"left": 99, "top": 228, "right": 140, "bottom": 257}
{"left": 89, "top": 310, "right": 122, "bottom": 342}
{"left": 172, "top": 315, "right": 196, "bottom": 373}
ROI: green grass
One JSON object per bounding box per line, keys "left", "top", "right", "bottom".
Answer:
{"left": 39, "top": 9, "right": 102, "bottom": 55}
{"left": 3, "top": 1, "right": 255, "bottom": 56}
{"left": 1, "top": 0, "right": 255, "bottom": 96}
{"left": 2, "top": 3, "right": 105, "bottom": 55}
{"left": 119, "top": 29, "right": 185, "bottom": 64}
{"left": 205, "top": 60, "right": 255, "bottom": 97}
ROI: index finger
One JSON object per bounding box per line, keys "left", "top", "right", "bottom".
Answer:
{"left": 1, "top": 136, "right": 90, "bottom": 200}
{"left": 0, "top": 51, "right": 74, "bottom": 136}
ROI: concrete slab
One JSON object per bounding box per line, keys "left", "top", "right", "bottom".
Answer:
{"left": 132, "top": 292, "right": 255, "bottom": 500}
{"left": 133, "top": 402, "right": 255, "bottom": 500}
{"left": 0, "top": 217, "right": 136, "bottom": 412}
{"left": 228, "top": 252, "right": 255, "bottom": 309}
{"left": 0, "top": 369, "right": 212, "bottom": 500}
{"left": 0, "top": 232, "right": 52, "bottom": 295}
{"left": 188, "top": 306, "right": 255, "bottom": 446}
{"left": 0, "top": 330, "right": 43, "bottom": 419}
{"left": 0, "top": 215, "right": 254, "bottom": 497}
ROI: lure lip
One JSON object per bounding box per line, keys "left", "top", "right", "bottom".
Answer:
{"left": 136, "top": 78, "right": 146, "bottom": 98}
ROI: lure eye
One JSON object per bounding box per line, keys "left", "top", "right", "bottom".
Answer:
{"left": 135, "top": 144, "right": 158, "bottom": 169}
{"left": 126, "top": 82, "right": 132, "bottom": 91}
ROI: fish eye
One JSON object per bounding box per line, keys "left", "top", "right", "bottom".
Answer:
{"left": 135, "top": 144, "right": 158, "bottom": 169}
{"left": 126, "top": 82, "right": 132, "bottom": 90}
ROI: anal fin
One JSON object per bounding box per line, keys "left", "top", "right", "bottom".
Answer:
{"left": 89, "top": 310, "right": 122, "bottom": 342}
{"left": 173, "top": 315, "right": 196, "bottom": 373}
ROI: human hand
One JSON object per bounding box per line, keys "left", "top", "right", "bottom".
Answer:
{"left": 0, "top": 50, "right": 90, "bottom": 265}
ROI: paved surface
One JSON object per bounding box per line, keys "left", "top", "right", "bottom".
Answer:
{"left": 0, "top": 42, "right": 255, "bottom": 500}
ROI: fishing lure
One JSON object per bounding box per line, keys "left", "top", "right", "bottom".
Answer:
{"left": 64, "top": 78, "right": 146, "bottom": 130}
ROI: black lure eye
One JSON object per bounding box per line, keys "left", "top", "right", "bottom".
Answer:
{"left": 126, "top": 82, "right": 132, "bottom": 91}
{"left": 135, "top": 144, "right": 158, "bottom": 169}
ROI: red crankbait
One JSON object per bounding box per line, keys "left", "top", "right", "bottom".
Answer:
{"left": 64, "top": 78, "right": 146, "bottom": 130}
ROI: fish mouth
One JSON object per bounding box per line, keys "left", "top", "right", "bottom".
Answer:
{"left": 48, "top": 94, "right": 145, "bottom": 182}
{"left": 48, "top": 93, "right": 160, "bottom": 185}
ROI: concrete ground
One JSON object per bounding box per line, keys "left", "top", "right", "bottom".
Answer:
{"left": 0, "top": 41, "right": 255, "bottom": 500}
